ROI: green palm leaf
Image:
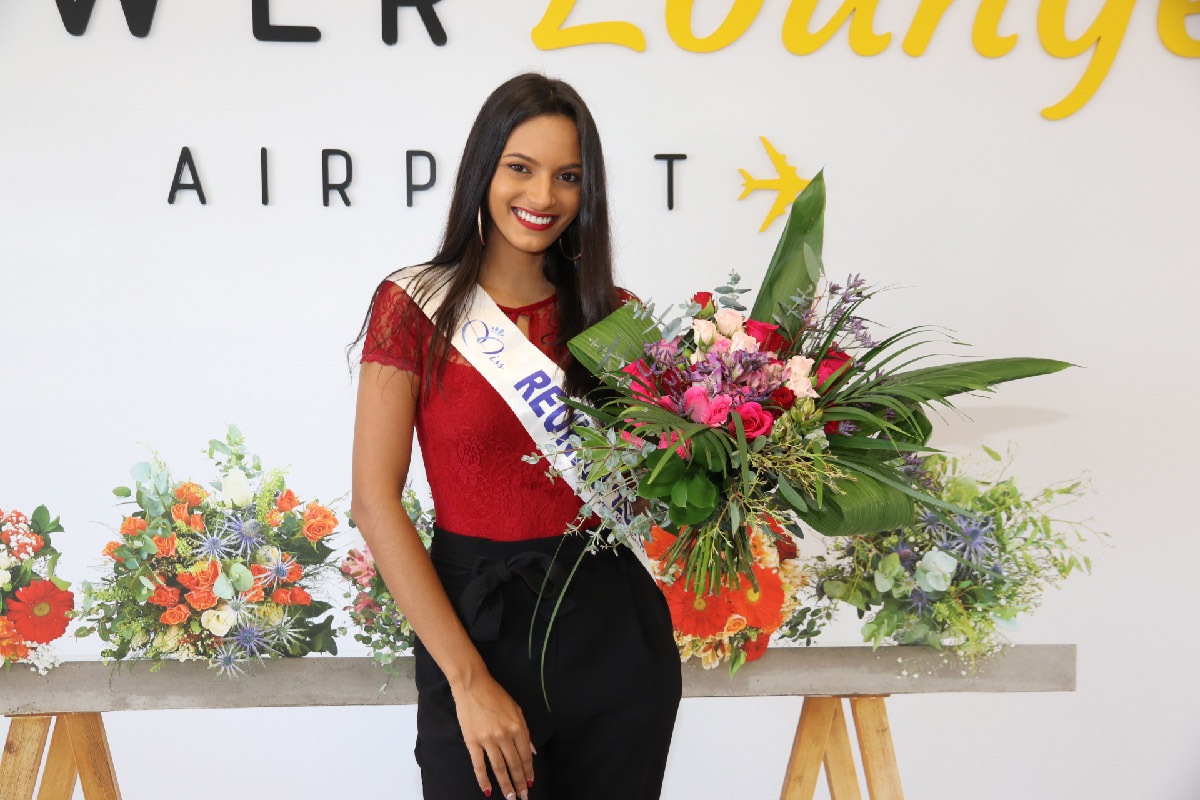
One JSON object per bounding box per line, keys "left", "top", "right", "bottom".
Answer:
{"left": 884, "top": 357, "right": 1073, "bottom": 403}
{"left": 796, "top": 468, "right": 915, "bottom": 537}
{"left": 749, "top": 171, "right": 826, "bottom": 324}
{"left": 567, "top": 303, "right": 662, "bottom": 377}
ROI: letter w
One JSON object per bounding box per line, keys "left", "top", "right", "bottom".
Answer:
{"left": 56, "top": 0, "right": 159, "bottom": 37}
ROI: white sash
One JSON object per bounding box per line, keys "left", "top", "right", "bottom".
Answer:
{"left": 388, "top": 267, "right": 649, "bottom": 566}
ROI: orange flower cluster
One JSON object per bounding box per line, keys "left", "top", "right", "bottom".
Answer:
{"left": 176, "top": 559, "right": 221, "bottom": 611}
{"left": 0, "top": 616, "right": 29, "bottom": 661}
{"left": 120, "top": 516, "right": 147, "bottom": 537}
{"left": 102, "top": 541, "right": 124, "bottom": 562}
{"left": 271, "top": 586, "right": 312, "bottom": 606}
{"left": 301, "top": 502, "right": 337, "bottom": 542}
{"left": 174, "top": 482, "right": 209, "bottom": 508}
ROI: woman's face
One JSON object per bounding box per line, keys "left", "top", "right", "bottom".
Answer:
{"left": 486, "top": 114, "right": 582, "bottom": 257}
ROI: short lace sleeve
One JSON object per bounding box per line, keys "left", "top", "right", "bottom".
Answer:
{"left": 360, "top": 279, "right": 431, "bottom": 374}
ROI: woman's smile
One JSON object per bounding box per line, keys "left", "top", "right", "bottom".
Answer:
{"left": 511, "top": 206, "right": 558, "bottom": 231}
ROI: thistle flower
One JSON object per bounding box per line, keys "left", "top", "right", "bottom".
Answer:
{"left": 908, "top": 588, "right": 932, "bottom": 616}
{"left": 946, "top": 514, "right": 997, "bottom": 564}
{"left": 226, "top": 621, "right": 273, "bottom": 660}
{"left": 209, "top": 641, "right": 248, "bottom": 678}
{"left": 194, "top": 530, "right": 234, "bottom": 560}
{"left": 219, "top": 510, "right": 265, "bottom": 558}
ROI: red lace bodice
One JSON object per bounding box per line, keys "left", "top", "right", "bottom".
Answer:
{"left": 360, "top": 275, "right": 628, "bottom": 541}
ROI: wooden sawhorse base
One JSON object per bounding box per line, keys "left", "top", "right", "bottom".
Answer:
{"left": 781, "top": 695, "right": 903, "bottom": 800}
{"left": 0, "top": 714, "right": 121, "bottom": 800}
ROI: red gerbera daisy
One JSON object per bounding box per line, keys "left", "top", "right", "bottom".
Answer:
{"left": 728, "top": 565, "right": 785, "bottom": 633}
{"left": 7, "top": 580, "right": 74, "bottom": 644}
{"left": 644, "top": 526, "right": 678, "bottom": 563}
{"left": 663, "top": 577, "right": 734, "bottom": 638}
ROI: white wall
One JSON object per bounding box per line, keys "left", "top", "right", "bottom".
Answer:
{"left": 2, "top": 1, "right": 1197, "bottom": 797}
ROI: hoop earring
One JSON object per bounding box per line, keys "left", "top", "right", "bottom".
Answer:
{"left": 477, "top": 207, "right": 486, "bottom": 247}
{"left": 558, "top": 235, "right": 583, "bottom": 261}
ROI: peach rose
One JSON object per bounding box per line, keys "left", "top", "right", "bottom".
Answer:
{"left": 185, "top": 587, "right": 219, "bottom": 611}
{"left": 120, "top": 516, "right": 147, "bottom": 538}
{"left": 174, "top": 482, "right": 209, "bottom": 508}
{"left": 276, "top": 489, "right": 299, "bottom": 513}
{"left": 153, "top": 535, "right": 177, "bottom": 558}
{"left": 265, "top": 509, "right": 283, "bottom": 527}
{"left": 159, "top": 604, "right": 191, "bottom": 626}
{"left": 102, "top": 541, "right": 124, "bottom": 562}
{"left": 723, "top": 614, "right": 748, "bottom": 636}
{"left": 148, "top": 584, "right": 181, "bottom": 607}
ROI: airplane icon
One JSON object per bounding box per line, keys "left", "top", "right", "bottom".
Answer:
{"left": 738, "top": 137, "right": 810, "bottom": 232}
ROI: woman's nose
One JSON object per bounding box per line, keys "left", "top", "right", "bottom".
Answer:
{"left": 526, "top": 174, "right": 554, "bottom": 209}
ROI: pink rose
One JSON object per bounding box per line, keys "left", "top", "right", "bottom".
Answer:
{"left": 622, "top": 359, "right": 659, "bottom": 404}
{"left": 785, "top": 355, "right": 819, "bottom": 399}
{"left": 730, "top": 331, "right": 760, "bottom": 353}
{"left": 704, "top": 395, "right": 733, "bottom": 427}
{"left": 657, "top": 430, "right": 690, "bottom": 460}
{"left": 682, "top": 386, "right": 711, "bottom": 424}
{"left": 619, "top": 430, "right": 646, "bottom": 448}
{"left": 731, "top": 402, "right": 774, "bottom": 439}
{"left": 816, "top": 349, "right": 853, "bottom": 390}
{"left": 691, "top": 318, "right": 718, "bottom": 349}
{"left": 709, "top": 337, "right": 732, "bottom": 355}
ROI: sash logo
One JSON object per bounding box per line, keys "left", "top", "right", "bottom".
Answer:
{"left": 461, "top": 319, "right": 506, "bottom": 369}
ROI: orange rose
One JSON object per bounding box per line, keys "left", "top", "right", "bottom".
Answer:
{"left": 102, "top": 541, "right": 124, "bottom": 562}
{"left": 304, "top": 501, "right": 335, "bottom": 523}
{"left": 288, "top": 587, "right": 311, "bottom": 606}
{"left": 285, "top": 562, "right": 303, "bottom": 583}
{"left": 723, "top": 614, "right": 748, "bottom": 636}
{"left": 249, "top": 563, "right": 269, "bottom": 579}
{"left": 265, "top": 509, "right": 283, "bottom": 527}
{"left": 276, "top": 489, "right": 299, "bottom": 513}
{"left": 192, "top": 559, "right": 221, "bottom": 587}
{"left": 148, "top": 584, "right": 181, "bottom": 607}
{"left": 240, "top": 586, "right": 264, "bottom": 603}
{"left": 188, "top": 513, "right": 204, "bottom": 533}
{"left": 174, "top": 482, "right": 209, "bottom": 508}
{"left": 159, "top": 604, "right": 191, "bottom": 625}
{"left": 0, "top": 617, "right": 30, "bottom": 661}
{"left": 170, "top": 504, "right": 189, "bottom": 524}
{"left": 153, "top": 535, "right": 177, "bottom": 557}
{"left": 301, "top": 518, "right": 335, "bottom": 542}
{"left": 120, "top": 516, "right": 147, "bottom": 538}
{"left": 271, "top": 588, "right": 293, "bottom": 606}
{"left": 185, "top": 587, "right": 218, "bottom": 611}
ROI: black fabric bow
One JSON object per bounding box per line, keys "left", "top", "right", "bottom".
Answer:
{"left": 456, "top": 551, "right": 577, "bottom": 642}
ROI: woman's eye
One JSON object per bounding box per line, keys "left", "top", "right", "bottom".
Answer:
{"left": 507, "top": 163, "right": 530, "bottom": 174}
{"left": 559, "top": 172, "right": 581, "bottom": 184}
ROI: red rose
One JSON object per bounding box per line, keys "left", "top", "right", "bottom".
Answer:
{"left": 815, "top": 348, "right": 852, "bottom": 390}
{"left": 731, "top": 402, "right": 774, "bottom": 440}
{"left": 775, "top": 537, "right": 798, "bottom": 561}
{"left": 768, "top": 386, "right": 796, "bottom": 417}
{"left": 691, "top": 292, "right": 715, "bottom": 317}
{"left": 744, "top": 319, "right": 788, "bottom": 354}
{"left": 655, "top": 367, "right": 690, "bottom": 398}
{"left": 742, "top": 632, "right": 770, "bottom": 662}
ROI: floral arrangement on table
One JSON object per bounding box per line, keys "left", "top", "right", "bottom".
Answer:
{"left": 544, "top": 172, "right": 1084, "bottom": 673}
{"left": 792, "top": 448, "right": 1099, "bottom": 666}
{"left": 339, "top": 485, "right": 433, "bottom": 673}
{"left": 79, "top": 426, "right": 342, "bottom": 676}
{"left": 0, "top": 505, "right": 73, "bottom": 674}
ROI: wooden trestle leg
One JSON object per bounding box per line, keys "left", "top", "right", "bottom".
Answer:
{"left": 64, "top": 713, "right": 121, "bottom": 800}
{"left": 37, "top": 716, "right": 79, "bottom": 800}
{"left": 780, "top": 696, "right": 902, "bottom": 800}
{"left": 0, "top": 716, "right": 52, "bottom": 800}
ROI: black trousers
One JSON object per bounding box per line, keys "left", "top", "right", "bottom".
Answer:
{"left": 413, "top": 526, "right": 682, "bottom": 799}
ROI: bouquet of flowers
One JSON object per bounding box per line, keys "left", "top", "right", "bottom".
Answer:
{"left": 0, "top": 505, "right": 72, "bottom": 674}
{"left": 80, "top": 426, "right": 342, "bottom": 676}
{"left": 796, "top": 448, "right": 1100, "bottom": 666}
{"left": 551, "top": 173, "right": 1072, "bottom": 670}
{"left": 339, "top": 486, "right": 433, "bottom": 673}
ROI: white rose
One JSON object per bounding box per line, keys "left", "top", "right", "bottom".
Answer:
{"left": 200, "top": 604, "right": 237, "bottom": 637}
{"left": 691, "top": 318, "right": 717, "bottom": 350}
{"left": 730, "top": 331, "right": 760, "bottom": 353}
{"left": 785, "top": 356, "right": 820, "bottom": 399}
{"left": 714, "top": 309, "right": 744, "bottom": 338}
{"left": 0, "top": 549, "right": 16, "bottom": 570}
{"left": 221, "top": 470, "right": 254, "bottom": 508}
{"left": 0, "top": 568, "right": 11, "bottom": 587}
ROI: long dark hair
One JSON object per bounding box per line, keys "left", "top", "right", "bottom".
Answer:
{"left": 349, "top": 73, "right": 619, "bottom": 401}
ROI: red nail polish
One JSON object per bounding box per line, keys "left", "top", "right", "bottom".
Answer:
{"left": 483, "top": 789, "right": 492, "bottom": 798}
{"left": 527, "top": 779, "right": 534, "bottom": 788}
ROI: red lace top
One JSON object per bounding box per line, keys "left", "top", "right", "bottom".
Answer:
{"left": 360, "top": 276, "right": 630, "bottom": 541}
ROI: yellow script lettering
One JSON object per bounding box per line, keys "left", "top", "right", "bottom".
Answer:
{"left": 531, "top": 0, "right": 646, "bottom": 51}
{"left": 1159, "top": 0, "right": 1200, "bottom": 56}
{"left": 782, "top": 0, "right": 891, "bottom": 56}
{"left": 1037, "top": 0, "right": 1136, "bottom": 120}
{"left": 666, "top": 0, "right": 765, "bottom": 52}
{"left": 903, "top": 0, "right": 953, "bottom": 56}
{"left": 973, "top": 0, "right": 1017, "bottom": 57}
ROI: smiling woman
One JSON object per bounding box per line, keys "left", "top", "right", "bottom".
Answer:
{"left": 348, "top": 74, "right": 680, "bottom": 800}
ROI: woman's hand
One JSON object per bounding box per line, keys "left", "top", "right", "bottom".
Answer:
{"left": 451, "top": 673, "right": 535, "bottom": 800}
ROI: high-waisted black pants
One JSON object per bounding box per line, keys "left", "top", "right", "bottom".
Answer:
{"left": 413, "top": 525, "right": 682, "bottom": 799}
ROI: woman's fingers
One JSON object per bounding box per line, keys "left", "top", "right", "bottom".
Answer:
{"left": 484, "top": 742, "right": 525, "bottom": 800}
{"left": 467, "top": 742, "right": 493, "bottom": 798}
{"left": 498, "top": 736, "right": 531, "bottom": 797}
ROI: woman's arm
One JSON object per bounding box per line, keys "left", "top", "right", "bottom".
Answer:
{"left": 351, "top": 362, "right": 534, "bottom": 800}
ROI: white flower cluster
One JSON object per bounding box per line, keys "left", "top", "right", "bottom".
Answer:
{"left": 23, "top": 643, "right": 62, "bottom": 676}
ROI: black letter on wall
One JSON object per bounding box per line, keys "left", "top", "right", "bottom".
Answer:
{"left": 654, "top": 154, "right": 687, "bottom": 211}
{"left": 323, "top": 149, "right": 353, "bottom": 207}
{"left": 382, "top": 1, "right": 447, "bottom": 46}
{"left": 168, "top": 147, "right": 206, "bottom": 205}
{"left": 253, "top": 0, "right": 321, "bottom": 43}
{"left": 55, "top": 0, "right": 159, "bottom": 37}
{"left": 406, "top": 150, "right": 437, "bottom": 207}
{"left": 260, "top": 148, "right": 270, "bottom": 206}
